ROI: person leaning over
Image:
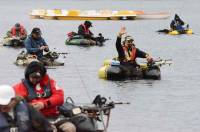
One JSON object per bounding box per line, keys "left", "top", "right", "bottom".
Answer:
{"left": 0, "top": 85, "right": 54, "bottom": 132}
{"left": 25, "top": 27, "right": 49, "bottom": 59}
{"left": 13, "top": 61, "right": 76, "bottom": 132}
{"left": 7, "top": 23, "right": 27, "bottom": 40}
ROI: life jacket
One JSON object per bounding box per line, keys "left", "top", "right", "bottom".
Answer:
{"left": 22, "top": 78, "right": 52, "bottom": 102}
{"left": 0, "top": 101, "right": 31, "bottom": 132}
{"left": 81, "top": 24, "right": 90, "bottom": 34}
{"left": 123, "top": 46, "right": 137, "bottom": 62}
{"left": 67, "top": 31, "right": 77, "bottom": 39}
{"left": 11, "top": 26, "right": 26, "bottom": 36}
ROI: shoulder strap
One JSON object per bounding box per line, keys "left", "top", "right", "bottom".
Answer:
{"left": 42, "top": 79, "right": 52, "bottom": 98}
{"left": 22, "top": 79, "right": 37, "bottom": 101}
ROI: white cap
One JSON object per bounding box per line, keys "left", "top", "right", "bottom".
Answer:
{"left": 0, "top": 85, "right": 15, "bottom": 105}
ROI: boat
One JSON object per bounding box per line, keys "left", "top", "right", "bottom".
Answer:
{"left": 0, "top": 37, "right": 24, "bottom": 48}
{"left": 136, "top": 12, "right": 170, "bottom": 19}
{"left": 65, "top": 32, "right": 109, "bottom": 46}
{"left": 30, "top": 9, "right": 169, "bottom": 20}
{"left": 157, "top": 28, "right": 193, "bottom": 35}
{"left": 98, "top": 59, "right": 172, "bottom": 80}
{"left": 15, "top": 51, "right": 65, "bottom": 66}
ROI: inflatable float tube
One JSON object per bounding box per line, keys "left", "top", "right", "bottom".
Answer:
{"left": 157, "top": 29, "right": 193, "bottom": 35}
{"left": 98, "top": 59, "right": 161, "bottom": 80}
{"left": 15, "top": 51, "right": 65, "bottom": 66}
{"left": 66, "top": 34, "right": 108, "bottom": 46}
{"left": 1, "top": 37, "right": 24, "bottom": 48}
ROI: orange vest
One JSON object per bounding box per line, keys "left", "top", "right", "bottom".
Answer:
{"left": 11, "top": 26, "right": 26, "bottom": 36}
{"left": 123, "top": 46, "right": 136, "bottom": 62}
{"left": 81, "top": 24, "right": 90, "bottom": 34}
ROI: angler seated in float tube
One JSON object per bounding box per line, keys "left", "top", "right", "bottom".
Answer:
{"left": 170, "top": 14, "right": 188, "bottom": 32}
{"left": 99, "top": 27, "right": 160, "bottom": 80}
{"left": 157, "top": 14, "right": 192, "bottom": 35}
{"left": 25, "top": 27, "right": 59, "bottom": 65}
{"left": 25, "top": 27, "right": 49, "bottom": 58}
{"left": 77, "top": 20, "right": 100, "bottom": 45}
{"left": 66, "top": 20, "right": 107, "bottom": 46}
{"left": 78, "top": 21, "right": 94, "bottom": 39}
{"left": 116, "top": 27, "right": 154, "bottom": 77}
{"left": 2, "top": 23, "right": 27, "bottom": 47}
{"left": 13, "top": 61, "right": 76, "bottom": 132}
{"left": 117, "top": 27, "right": 153, "bottom": 64}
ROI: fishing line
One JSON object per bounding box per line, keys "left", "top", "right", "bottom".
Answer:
{"left": 66, "top": 45, "right": 92, "bottom": 102}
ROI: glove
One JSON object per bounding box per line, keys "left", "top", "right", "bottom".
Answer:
{"left": 146, "top": 55, "right": 153, "bottom": 63}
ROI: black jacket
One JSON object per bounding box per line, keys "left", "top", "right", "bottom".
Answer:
{"left": 116, "top": 37, "right": 147, "bottom": 62}
{"left": 170, "top": 19, "right": 184, "bottom": 30}
{"left": 0, "top": 101, "right": 53, "bottom": 132}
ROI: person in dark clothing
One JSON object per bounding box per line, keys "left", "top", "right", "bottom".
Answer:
{"left": 170, "top": 14, "right": 188, "bottom": 31}
{"left": 116, "top": 27, "right": 153, "bottom": 66}
{"left": 25, "top": 27, "right": 49, "bottom": 59}
{"left": 115, "top": 27, "right": 154, "bottom": 78}
{"left": 0, "top": 85, "right": 54, "bottom": 132}
{"left": 78, "top": 21, "right": 94, "bottom": 39}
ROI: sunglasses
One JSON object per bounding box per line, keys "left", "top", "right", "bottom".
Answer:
{"left": 30, "top": 76, "right": 41, "bottom": 79}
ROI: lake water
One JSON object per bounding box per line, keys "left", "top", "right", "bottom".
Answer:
{"left": 0, "top": 0, "right": 200, "bottom": 132}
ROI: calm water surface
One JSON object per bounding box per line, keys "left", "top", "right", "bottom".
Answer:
{"left": 0, "top": 0, "right": 200, "bottom": 132}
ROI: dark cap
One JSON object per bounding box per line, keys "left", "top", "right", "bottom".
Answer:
{"left": 31, "top": 27, "right": 41, "bottom": 35}
{"left": 15, "top": 23, "right": 21, "bottom": 29}
{"left": 15, "top": 23, "right": 20, "bottom": 28}
{"left": 174, "top": 14, "right": 180, "bottom": 20}
{"left": 84, "top": 21, "right": 92, "bottom": 27}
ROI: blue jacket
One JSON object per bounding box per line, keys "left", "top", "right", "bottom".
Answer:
{"left": 25, "top": 35, "right": 47, "bottom": 58}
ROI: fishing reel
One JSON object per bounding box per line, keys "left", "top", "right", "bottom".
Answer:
{"left": 95, "top": 33, "right": 110, "bottom": 45}
{"left": 146, "top": 58, "right": 172, "bottom": 68}
{"left": 45, "top": 51, "right": 59, "bottom": 61}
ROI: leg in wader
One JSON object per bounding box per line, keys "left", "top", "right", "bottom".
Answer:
{"left": 39, "top": 52, "right": 59, "bottom": 66}
{"left": 120, "top": 62, "right": 143, "bottom": 79}
{"left": 38, "top": 56, "right": 51, "bottom": 66}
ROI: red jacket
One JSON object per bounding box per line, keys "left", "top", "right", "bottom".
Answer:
{"left": 11, "top": 25, "right": 26, "bottom": 36}
{"left": 13, "top": 74, "right": 64, "bottom": 117}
